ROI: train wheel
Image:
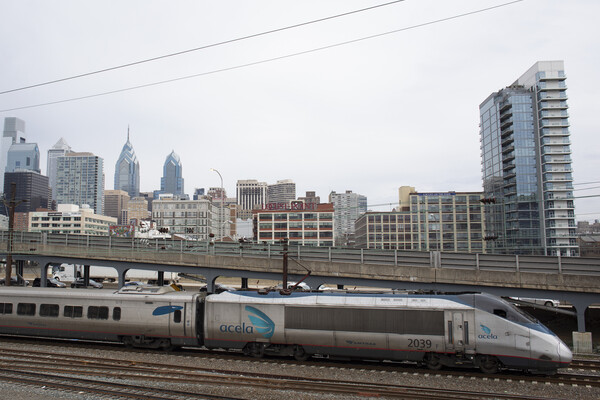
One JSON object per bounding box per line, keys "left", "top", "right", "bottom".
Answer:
{"left": 122, "top": 336, "right": 134, "bottom": 348}
{"left": 293, "top": 346, "right": 311, "bottom": 361}
{"left": 425, "top": 353, "right": 443, "bottom": 370}
{"left": 478, "top": 355, "right": 500, "bottom": 374}
{"left": 243, "top": 342, "right": 265, "bottom": 358}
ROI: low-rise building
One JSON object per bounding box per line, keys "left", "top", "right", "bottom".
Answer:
{"left": 151, "top": 196, "right": 213, "bottom": 240}
{"left": 29, "top": 204, "right": 117, "bottom": 235}
{"left": 355, "top": 190, "right": 486, "bottom": 253}
{"left": 253, "top": 202, "right": 334, "bottom": 247}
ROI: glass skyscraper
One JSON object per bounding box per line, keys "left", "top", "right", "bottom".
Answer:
{"left": 47, "top": 138, "right": 72, "bottom": 201}
{"left": 479, "top": 61, "right": 577, "bottom": 256}
{"left": 114, "top": 130, "right": 140, "bottom": 198}
{"left": 160, "top": 151, "right": 184, "bottom": 197}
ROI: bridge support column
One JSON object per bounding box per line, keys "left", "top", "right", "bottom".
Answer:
{"left": 158, "top": 271, "right": 164, "bottom": 286}
{"left": 40, "top": 261, "right": 55, "bottom": 288}
{"left": 571, "top": 299, "right": 590, "bottom": 333}
{"left": 241, "top": 277, "right": 248, "bottom": 290}
{"left": 15, "top": 260, "right": 24, "bottom": 285}
{"left": 83, "top": 265, "right": 90, "bottom": 286}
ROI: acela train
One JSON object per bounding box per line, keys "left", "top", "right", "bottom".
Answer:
{"left": 0, "top": 286, "right": 572, "bottom": 374}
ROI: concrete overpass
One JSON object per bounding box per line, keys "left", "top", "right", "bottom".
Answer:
{"left": 2, "top": 231, "right": 600, "bottom": 332}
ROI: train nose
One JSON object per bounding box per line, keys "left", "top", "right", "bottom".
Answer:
{"left": 558, "top": 341, "right": 573, "bottom": 364}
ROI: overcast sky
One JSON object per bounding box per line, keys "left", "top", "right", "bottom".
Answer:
{"left": 0, "top": 0, "right": 598, "bottom": 220}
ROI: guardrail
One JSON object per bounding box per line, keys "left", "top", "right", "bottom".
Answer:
{"left": 1, "top": 231, "right": 599, "bottom": 276}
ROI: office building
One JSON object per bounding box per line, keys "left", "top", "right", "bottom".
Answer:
{"left": 237, "top": 179, "right": 267, "bottom": 220}
{"left": 122, "top": 196, "right": 150, "bottom": 226}
{"left": 29, "top": 204, "right": 116, "bottom": 235}
{"left": 253, "top": 202, "right": 334, "bottom": 247}
{"left": 104, "top": 189, "right": 129, "bottom": 224}
{"left": 267, "top": 179, "right": 296, "bottom": 205}
{"left": 114, "top": 130, "right": 140, "bottom": 198}
{"left": 47, "top": 138, "right": 72, "bottom": 201}
{"left": 479, "top": 61, "right": 577, "bottom": 256}
{"left": 55, "top": 152, "right": 104, "bottom": 215}
{"left": 298, "top": 191, "right": 320, "bottom": 205}
{"left": 329, "top": 190, "right": 367, "bottom": 246}
{"left": 0, "top": 117, "right": 26, "bottom": 191}
{"left": 151, "top": 196, "right": 212, "bottom": 240}
{"left": 355, "top": 190, "right": 485, "bottom": 253}
{"left": 6, "top": 143, "right": 40, "bottom": 173}
{"left": 160, "top": 151, "right": 184, "bottom": 197}
{"left": 1, "top": 171, "right": 50, "bottom": 215}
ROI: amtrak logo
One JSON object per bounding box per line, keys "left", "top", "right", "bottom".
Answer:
{"left": 152, "top": 305, "right": 183, "bottom": 316}
{"left": 478, "top": 324, "right": 498, "bottom": 340}
{"left": 245, "top": 306, "right": 275, "bottom": 338}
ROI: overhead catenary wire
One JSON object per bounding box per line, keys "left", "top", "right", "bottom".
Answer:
{"left": 0, "top": 0, "right": 524, "bottom": 113}
{"left": 0, "top": 0, "right": 407, "bottom": 95}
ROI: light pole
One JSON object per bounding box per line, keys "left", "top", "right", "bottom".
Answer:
{"left": 210, "top": 168, "right": 224, "bottom": 240}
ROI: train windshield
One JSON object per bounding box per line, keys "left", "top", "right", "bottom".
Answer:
{"left": 474, "top": 294, "right": 536, "bottom": 324}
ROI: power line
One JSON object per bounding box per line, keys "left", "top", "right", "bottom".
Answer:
{"left": 0, "top": 0, "right": 406, "bottom": 95}
{"left": 0, "top": 0, "right": 524, "bottom": 113}
{"left": 574, "top": 185, "right": 600, "bottom": 192}
{"left": 574, "top": 180, "right": 600, "bottom": 186}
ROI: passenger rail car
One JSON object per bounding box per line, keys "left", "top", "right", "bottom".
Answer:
{"left": 0, "top": 286, "right": 199, "bottom": 349}
{"left": 204, "top": 291, "right": 571, "bottom": 374}
{"left": 0, "top": 287, "right": 571, "bottom": 374}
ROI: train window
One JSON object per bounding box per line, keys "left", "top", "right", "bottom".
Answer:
{"left": 113, "top": 307, "right": 121, "bottom": 321}
{"left": 88, "top": 306, "right": 109, "bottom": 320}
{"left": 17, "top": 303, "right": 36, "bottom": 316}
{"left": 285, "top": 307, "right": 444, "bottom": 335}
{"left": 174, "top": 310, "right": 182, "bottom": 323}
{"left": 0, "top": 303, "right": 13, "bottom": 314}
{"left": 40, "top": 304, "right": 59, "bottom": 317}
{"left": 493, "top": 309, "right": 507, "bottom": 319}
{"left": 64, "top": 306, "right": 83, "bottom": 318}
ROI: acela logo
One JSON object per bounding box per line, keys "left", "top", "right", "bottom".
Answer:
{"left": 218, "top": 306, "right": 275, "bottom": 339}
{"left": 478, "top": 324, "right": 498, "bottom": 340}
{"left": 245, "top": 306, "right": 275, "bottom": 338}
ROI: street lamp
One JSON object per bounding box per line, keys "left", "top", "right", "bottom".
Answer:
{"left": 210, "top": 168, "right": 224, "bottom": 240}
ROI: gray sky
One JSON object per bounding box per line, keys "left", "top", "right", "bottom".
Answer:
{"left": 0, "top": 0, "right": 598, "bottom": 220}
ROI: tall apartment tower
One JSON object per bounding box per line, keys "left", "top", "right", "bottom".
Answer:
{"left": 267, "top": 179, "right": 296, "bottom": 204}
{"left": 236, "top": 179, "right": 267, "bottom": 220}
{"left": 0, "top": 117, "right": 26, "bottom": 191}
{"left": 329, "top": 190, "right": 367, "bottom": 246}
{"left": 160, "top": 151, "right": 184, "bottom": 197}
{"left": 114, "top": 129, "right": 140, "bottom": 198}
{"left": 55, "top": 152, "right": 105, "bottom": 215}
{"left": 479, "top": 61, "right": 577, "bottom": 256}
{"left": 47, "top": 138, "right": 72, "bottom": 201}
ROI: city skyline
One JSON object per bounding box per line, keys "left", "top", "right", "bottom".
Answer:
{"left": 0, "top": 1, "right": 598, "bottom": 220}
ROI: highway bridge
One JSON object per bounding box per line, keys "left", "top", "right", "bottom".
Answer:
{"left": 1, "top": 231, "right": 600, "bottom": 332}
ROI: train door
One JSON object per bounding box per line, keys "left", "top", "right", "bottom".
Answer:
{"left": 447, "top": 311, "right": 473, "bottom": 352}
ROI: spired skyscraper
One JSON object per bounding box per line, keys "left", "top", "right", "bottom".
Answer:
{"left": 160, "top": 151, "right": 184, "bottom": 197}
{"left": 114, "top": 129, "right": 140, "bottom": 198}
{"left": 479, "top": 61, "right": 577, "bottom": 257}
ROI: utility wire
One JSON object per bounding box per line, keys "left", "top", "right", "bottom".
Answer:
{"left": 574, "top": 185, "right": 600, "bottom": 192}
{"left": 0, "top": 0, "right": 524, "bottom": 113}
{"left": 574, "top": 180, "right": 600, "bottom": 186}
{"left": 0, "top": 0, "right": 406, "bottom": 95}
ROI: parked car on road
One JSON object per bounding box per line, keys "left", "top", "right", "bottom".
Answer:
{"left": 70, "top": 278, "right": 103, "bottom": 289}
{"left": 510, "top": 297, "right": 560, "bottom": 307}
{"left": 0, "top": 277, "right": 29, "bottom": 286}
{"left": 33, "top": 278, "right": 66, "bottom": 288}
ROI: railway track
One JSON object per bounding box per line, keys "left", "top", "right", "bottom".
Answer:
{"left": 0, "top": 345, "right": 597, "bottom": 399}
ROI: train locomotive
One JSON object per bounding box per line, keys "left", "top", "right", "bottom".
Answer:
{"left": 0, "top": 286, "right": 572, "bottom": 374}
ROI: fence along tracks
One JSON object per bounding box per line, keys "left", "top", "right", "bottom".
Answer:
{"left": 0, "top": 346, "right": 595, "bottom": 400}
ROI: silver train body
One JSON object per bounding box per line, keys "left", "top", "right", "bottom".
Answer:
{"left": 0, "top": 287, "right": 571, "bottom": 374}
